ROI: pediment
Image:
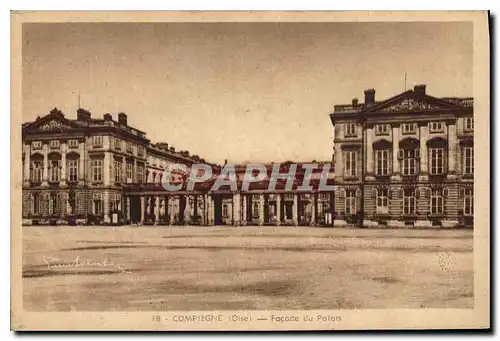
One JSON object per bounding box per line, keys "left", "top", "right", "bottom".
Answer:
{"left": 23, "top": 108, "right": 79, "bottom": 133}
{"left": 364, "top": 91, "right": 461, "bottom": 114}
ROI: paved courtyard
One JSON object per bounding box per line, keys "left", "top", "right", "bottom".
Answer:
{"left": 22, "top": 226, "right": 474, "bottom": 311}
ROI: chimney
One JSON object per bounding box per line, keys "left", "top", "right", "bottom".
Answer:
{"left": 224, "top": 159, "right": 228, "bottom": 165}
{"left": 118, "top": 112, "right": 128, "bottom": 126}
{"left": 414, "top": 84, "right": 426, "bottom": 96}
{"left": 103, "top": 113, "right": 112, "bottom": 121}
{"left": 352, "top": 98, "right": 359, "bottom": 106}
{"left": 77, "top": 108, "right": 91, "bottom": 121}
{"left": 364, "top": 89, "right": 375, "bottom": 106}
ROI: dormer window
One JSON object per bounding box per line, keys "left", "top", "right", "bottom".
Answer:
{"left": 375, "top": 124, "right": 390, "bottom": 135}
{"left": 49, "top": 140, "right": 60, "bottom": 149}
{"left": 32, "top": 141, "right": 42, "bottom": 150}
{"left": 401, "top": 123, "right": 417, "bottom": 134}
{"left": 429, "top": 122, "right": 445, "bottom": 133}
{"left": 464, "top": 117, "right": 474, "bottom": 131}
{"left": 344, "top": 123, "right": 357, "bottom": 137}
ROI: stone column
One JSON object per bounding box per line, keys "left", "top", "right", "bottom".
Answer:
{"left": 210, "top": 197, "right": 215, "bottom": 225}
{"left": 392, "top": 125, "right": 400, "bottom": 174}
{"left": 24, "top": 143, "right": 30, "bottom": 185}
{"left": 42, "top": 143, "right": 48, "bottom": 186}
{"left": 292, "top": 194, "right": 298, "bottom": 226}
{"left": 276, "top": 194, "right": 281, "bottom": 226}
{"left": 168, "top": 196, "right": 174, "bottom": 225}
{"left": 448, "top": 123, "right": 457, "bottom": 174}
{"left": 126, "top": 196, "right": 130, "bottom": 222}
{"left": 103, "top": 152, "right": 111, "bottom": 186}
{"left": 242, "top": 195, "right": 247, "bottom": 225}
{"left": 366, "top": 126, "right": 374, "bottom": 175}
{"left": 103, "top": 192, "right": 110, "bottom": 223}
{"left": 420, "top": 124, "right": 429, "bottom": 174}
{"left": 233, "top": 193, "right": 241, "bottom": 226}
{"left": 79, "top": 141, "right": 85, "bottom": 184}
{"left": 259, "top": 194, "right": 264, "bottom": 226}
{"left": 122, "top": 158, "right": 127, "bottom": 183}
{"left": 153, "top": 196, "right": 159, "bottom": 224}
{"left": 61, "top": 142, "right": 67, "bottom": 187}
{"left": 310, "top": 194, "right": 316, "bottom": 226}
{"left": 140, "top": 196, "right": 145, "bottom": 224}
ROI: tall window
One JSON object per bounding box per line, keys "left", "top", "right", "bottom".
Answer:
{"left": 429, "top": 148, "right": 445, "bottom": 175}
{"left": 463, "top": 146, "right": 474, "bottom": 175}
{"left": 126, "top": 163, "right": 133, "bottom": 182}
{"left": 253, "top": 202, "right": 259, "bottom": 218}
{"left": 114, "top": 160, "right": 122, "bottom": 183}
{"left": 91, "top": 159, "right": 103, "bottom": 182}
{"left": 430, "top": 189, "right": 444, "bottom": 215}
{"left": 49, "top": 160, "right": 61, "bottom": 182}
{"left": 376, "top": 188, "right": 389, "bottom": 214}
{"left": 344, "top": 123, "right": 357, "bottom": 137}
{"left": 345, "top": 189, "right": 357, "bottom": 215}
{"left": 344, "top": 150, "right": 357, "bottom": 176}
{"left": 403, "top": 188, "right": 416, "bottom": 215}
{"left": 137, "top": 146, "right": 145, "bottom": 157}
{"left": 93, "top": 195, "right": 103, "bottom": 215}
{"left": 126, "top": 142, "right": 133, "bottom": 153}
{"left": 67, "top": 159, "right": 78, "bottom": 182}
{"left": 114, "top": 137, "right": 121, "bottom": 150}
{"left": 463, "top": 188, "right": 473, "bottom": 216}
{"left": 223, "top": 204, "right": 229, "bottom": 218}
{"left": 32, "top": 192, "right": 41, "bottom": 215}
{"left": 464, "top": 117, "right": 474, "bottom": 131}
{"left": 137, "top": 164, "right": 144, "bottom": 183}
{"left": 401, "top": 149, "right": 418, "bottom": 175}
{"left": 375, "top": 150, "right": 389, "bottom": 175}
{"left": 31, "top": 161, "right": 43, "bottom": 183}
{"left": 92, "top": 136, "right": 103, "bottom": 147}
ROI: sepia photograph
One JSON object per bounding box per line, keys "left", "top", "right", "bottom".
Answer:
{"left": 11, "top": 11, "right": 490, "bottom": 331}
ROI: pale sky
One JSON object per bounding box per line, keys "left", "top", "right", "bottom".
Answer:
{"left": 22, "top": 22, "right": 472, "bottom": 164}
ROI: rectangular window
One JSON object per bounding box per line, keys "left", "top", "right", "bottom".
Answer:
{"left": 464, "top": 188, "right": 473, "bottom": 216}
{"left": 402, "top": 123, "right": 417, "bottom": 134}
{"left": 344, "top": 123, "right": 357, "bottom": 137}
{"left": 463, "top": 146, "right": 474, "bottom": 175}
{"left": 223, "top": 204, "right": 229, "bottom": 218}
{"left": 429, "top": 148, "right": 445, "bottom": 175}
{"left": 126, "top": 163, "right": 133, "bottom": 182}
{"left": 375, "top": 150, "right": 389, "bottom": 175}
{"left": 126, "top": 142, "right": 133, "bottom": 153}
{"left": 49, "top": 140, "right": 60, "bottom": 149}
{"left": 137, "top": 146, "right": 145, "bottom": 157}
{"left": 403, "top": 189, "right": 416, "bottom": 215}
{"left": 429, "top": 122, "right": 444, "bottom": 133}
{"left": 345, "top": 190, "right": 357, "bottom": 215}
{"left": 91, "top": 159, "right": 103, "bottom": 182}
{"left": 137, "top": 164, "right": 144, "bottom": 183}
{"left": 464, "top": 117, "right": 474, "bottom": 131}
{"left": 375, "top": 124, "right": 390, "bottom": 135}
{"left": 376, "top": 188, "right": 389, "bottom": 214}
{"left": 49, "top": 160, "right": 61, "bottom": 182}
{"left": 68, "top": 139, "right": 79, "bottom": 148}
{"left": 344, "top": 151, "right": 357, "bottom": 176}
{"left": 253, "top": 202, "right": 259, "bottom": 218}
{"left": 67, "top": 159, "right": 78, "bottom": 182}
{"left": 114, "top": 160, "right": 122, "bottom": 183}
{"left": 430, "top": 189, "right": 444, "bottom": 214}
{"left": 31, "top": 161, "right": 43, "bottom": 182}
{"left": 114, "top": 137, "right": 121, "bottom": 150}
{"left": 92, "top": 136, "right": 103, "bottom": 147}
{"left": 32, "top": 141, "right": 42, "bottom": 150}
{"left": 402, "top": 149, "right": 418, "bottom": 175}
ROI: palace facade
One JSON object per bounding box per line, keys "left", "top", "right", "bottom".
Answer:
{"left": 331, "top": 84, "right": 474, "bottom": 228}
{"left": 21, "top": 109, "right": 335, "bottom": 227}
{"left": 21, "top": 83, "right": 474, "bottom": 228}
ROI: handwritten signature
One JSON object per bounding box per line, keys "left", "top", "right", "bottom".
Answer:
{"left": 42, "top": 256, "right": 130, "bottom": 273}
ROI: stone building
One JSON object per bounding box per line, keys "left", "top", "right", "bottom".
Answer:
{"left": 330, "top": 85, "right": 474, "bottom": 228}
